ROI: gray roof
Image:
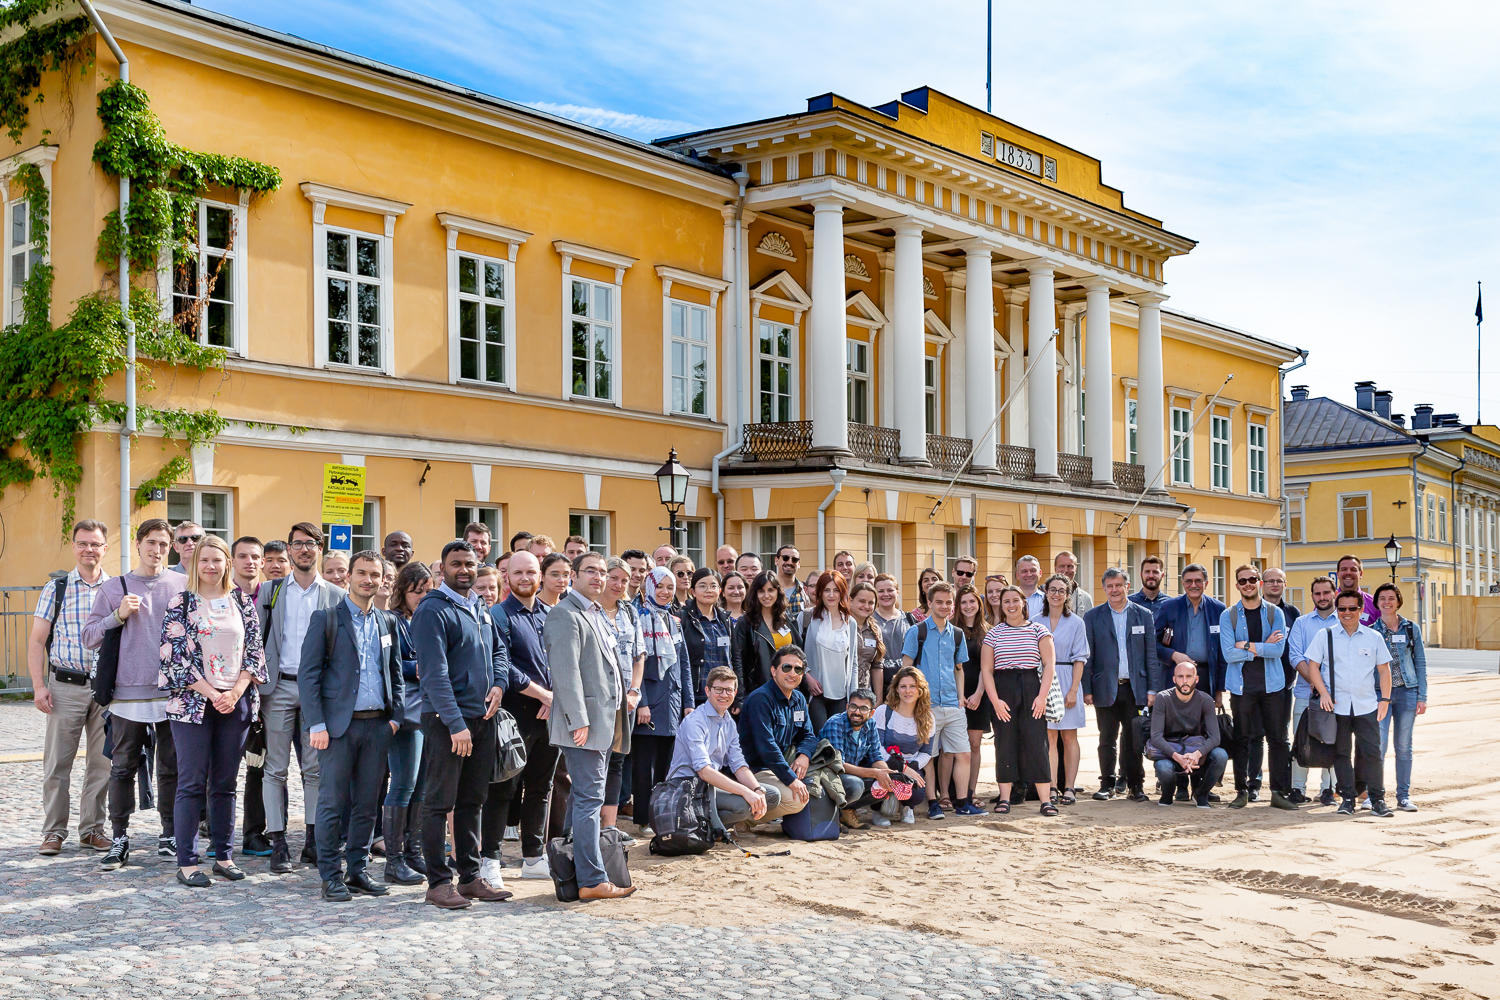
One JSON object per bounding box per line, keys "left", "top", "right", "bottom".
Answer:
{"left": 1284, "top": 396, "right": 1414, "bottom": 452}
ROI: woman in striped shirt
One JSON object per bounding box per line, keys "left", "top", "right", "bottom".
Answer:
{"left": 981, "top": 585, "right": 1058, "bottom": 816}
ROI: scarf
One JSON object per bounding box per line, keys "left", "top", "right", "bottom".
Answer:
{"left": 639, "top": 566, "right": 679, "bottom": 667}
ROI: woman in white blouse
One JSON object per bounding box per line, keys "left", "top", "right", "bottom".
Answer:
{"left": 799, "top": 570, "right": 859, "bottom": 733}
{"left": 1035, "top": 574, "right": 1089, "bottom": 805}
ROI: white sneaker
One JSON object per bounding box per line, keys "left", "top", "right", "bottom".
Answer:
{"left": 503, "top": 825, "right": 520, "bottom": 841}
{"left": 871, "top": 813, "right": 892, "bottom": 827}
{"left": 900, "top": 807, "right": 915, "bottom": 825}
{"left": 479, "top": 857, "right": 504, "bottom": 886}
{"left": 520, "top": 856, "right": 550, "bottom": 880}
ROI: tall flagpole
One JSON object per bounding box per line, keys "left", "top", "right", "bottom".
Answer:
{"left": 1478, "top": 281, "right": 1484, "bottom": 425}
{"left": 986, "top": 0, "right": 992, "bottom": 112}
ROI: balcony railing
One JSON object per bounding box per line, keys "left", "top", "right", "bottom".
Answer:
{"left": 740, "top": 421, "right": 812, "bottom": 461}
{"left": 1058, "top": 453, "right": 1094, "bottom": 489}
{"left": 848, "top": 422, "right": 900, "bottom": 464}
{"left": 996, "top": 444, "right": 1036, "bottom": 481}
{"left": 1113, "top": 461, "right": 1147, "bottom": 493}
{"left": 926, "top": 434, "right": 972, "bottom": 474}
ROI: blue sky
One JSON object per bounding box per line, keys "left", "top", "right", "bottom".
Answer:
{"left": 201, "top": 0, "right": 1500, "bottom": 420}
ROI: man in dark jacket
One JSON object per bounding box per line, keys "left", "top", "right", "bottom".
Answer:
{"left": 300, "top": 550, "right": 404, "bottom": 901}
{"left": 738, "top": 645, "right": 817, "bottom": 822}
{"left": 411, "top": 540, "right": 518, "bottom": 910}
{"left": 1083, "top": 568, "right": 1163, "bottom": 803}
{"left": 1153, "top": 563, "right": 1227, "bottom": 699}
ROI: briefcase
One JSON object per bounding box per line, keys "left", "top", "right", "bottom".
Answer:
{"left": 1294, "top": 630, "right": 1339, "bottom": 768}
{"left": 545, "top": 827, "right": 632, "bottom": 902}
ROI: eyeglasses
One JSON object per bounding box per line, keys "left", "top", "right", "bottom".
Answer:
{"left": 846, "top": 704, "right": 872, "bottom": 714}
{"left": 708, "top": 686, "right": 737, "bottom": 697}
{"left": 1336, "top": 605, "right": 1361, "bottom": 614}
{"left": 74, "top": 542, "right": 106, "bottom": 550}
{"left": 288, "top": 540, "right": 320, "bottom": 550}
{"left": 1045, "top": 586, "right": 1069, "bottom": 596}
{"left": 578, "top": 565, "right": 605, "bottom": 577}
{"left": 175, "top": 534, "right": 203, "bottom": 544}
{"left": 775, "top": 662, "right": 806, "bottom": 675}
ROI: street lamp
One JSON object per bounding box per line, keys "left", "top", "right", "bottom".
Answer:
{"left": 655, "top": 448, "right": 690, "bottom": 549}
{"left": 1384, "top": 533, "right": 1402, "bottom": 584}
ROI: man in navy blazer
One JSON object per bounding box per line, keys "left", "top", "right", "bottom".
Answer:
{"left": 1152, "top": 563, "right": 1228, "bottom": 700}
{"left": 300, "top": 550, "right": 404, "bottom": 901}
{"left": 1082, "top": 568, "right": 1162, "bottom": 802}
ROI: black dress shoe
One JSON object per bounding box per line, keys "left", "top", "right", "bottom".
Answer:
{"left": 345, "top": 871, "right": 390, "bottom": 896}
{"left": 212, "top": 861, "right": 246, "bottom": 881}
{"left": 322, "top": 877, "right": 352, "bottom": 902}
{"left": 1319, "top": 788, "right": 1336, "bottom": 807}
{"left": 300, "top": 826, "right": 318, "bottom": 865}
{"left": 1127, "top": 789, "right": 1149, "bottom": 803}
{"left": 176, "top": 869, "right": 212, "bottom": 888}
{"left": 269, "top": 840, "right": 298, "bottom": 874}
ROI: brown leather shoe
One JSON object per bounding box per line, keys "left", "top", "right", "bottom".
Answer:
{"left": 38, "top": 834, "right": 64, "bottom": 856}
{"left": 577, "top": 881, "right": 637, "bottom": 900}
{"left": 456, "top": 877, "right": 514, "bottom": 902}
{"left": 79, "top": 833, "right": 112, "bottom": 851}
{"left": 424, "top": 882, "right": 473, "bottom": 909}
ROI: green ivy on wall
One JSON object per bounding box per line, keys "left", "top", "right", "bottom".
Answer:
{"left": 0, "top": 0, "right": 282, "bottom": 533}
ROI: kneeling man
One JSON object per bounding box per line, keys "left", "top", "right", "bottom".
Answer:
{"left": 1147, "top": 660, "right": 1227, "bottom": 809}
{"left": 668, "top": 666, "right": 780, "bottom": 829}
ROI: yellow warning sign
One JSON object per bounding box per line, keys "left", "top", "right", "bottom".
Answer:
{"left": 321, "top": 463, "right": 366, "bottom": 523}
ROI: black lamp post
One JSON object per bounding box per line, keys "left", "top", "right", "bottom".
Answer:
{"left": 1384, "top": 533, "right": 1402, "bottom": 584}
{"left": 655, "top": 448, "right": 690, "bottom": 549}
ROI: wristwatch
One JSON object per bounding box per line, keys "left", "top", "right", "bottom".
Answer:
{"left": 627, "top": 687, "right": 641, "bottom": 696}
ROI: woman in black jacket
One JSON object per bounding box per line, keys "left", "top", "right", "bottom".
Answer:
{"left": 680, "top": 568, "right": 734, "bottom": 710}
{"left": 729, "top": 570, "right": 799, "bottom": 708}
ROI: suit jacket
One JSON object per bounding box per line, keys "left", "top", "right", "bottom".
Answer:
{"left": 298, "top": 602, "right": 404, "bottom": 740}
{"left": 253, "top": 574, "right": 345, "bottom": 695}
{"left": 1153, "top": 594, "right": 1229, "bottom": 696}
{"left": 1082, "top": 601, "right": 1162, "bottom": 707}
{"left": 542, "top": 589, "right": 622, "bottom": 752}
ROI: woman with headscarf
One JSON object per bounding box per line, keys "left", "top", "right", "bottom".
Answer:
{"left": 630, "top": 566, "right": 692, "bottom": 827}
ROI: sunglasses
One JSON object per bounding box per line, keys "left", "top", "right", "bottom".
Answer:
{"left": 1237, "top": 576, "right": 1260, "bottom": 585}
{"left": 954, "top": 570, "right": 974, "bottom": 578}
{"left": 781, "top": 555, "right": 800, "bottom": 563}
{"left": 776, "top": 662, "right": 806, "bottom": 675}
{"left": 176, "top": 534, "right": 203, "bottom": 544}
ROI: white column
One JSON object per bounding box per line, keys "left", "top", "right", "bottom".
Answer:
{"left": 720, "top": 207, "right": 738, "bottom": 432}
{"left": 892, "top": 218, "right": 929, "bottom": 465}
{"left": 944, "top": 270, "right": 967, "bottom": 440}
{"left": 965, "top": 245, "right": 997, "bottom": 470}
{"left": 808, "top": 194, "right": 851, "bottom": 456}
{"left": 1026, "top": 261, "right": 1060, "bottom": 481}
{"left": 1082, "top": 275, "right": 1114, "bottom": 486}
{"left": 1061, "top": 301, "right": 1084, "bottom": 457}
{"left": 877, "top": 251, "right": 896, "bottom": 428}
{"left": 1003, "top": 286, "right": 1028, "bottom": 447}
{"left": 1136, "top": 291, "right": 1169, "bottom": 495}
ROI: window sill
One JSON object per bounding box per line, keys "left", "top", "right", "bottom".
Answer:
{"left": 564, "top": 395, "right": 623, "bottom": 410}
{"left": 457, "top": 378, "right": 514, "bottom": 393}
{"left": 324, "top": 361, "right": 390, "bottom": 376}
{"left": 669, "top": 409, "right": 714, "bottom": 421}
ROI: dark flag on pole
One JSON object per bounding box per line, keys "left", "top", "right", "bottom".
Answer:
{"left": 1479, "top": 282, "right": 1484, "bottom": 425}
{"left": 1478, "top": 284, "right": 1484, "bottom": 323}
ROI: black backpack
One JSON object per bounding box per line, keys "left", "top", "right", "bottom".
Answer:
{"left": 647, "top": 775, "right": 718, "bottom": 856}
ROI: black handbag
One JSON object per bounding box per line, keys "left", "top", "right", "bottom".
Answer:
{"left": 1294, "top": 630, "right": 1339, "bottom": 768}
{"left": 545, "top": 827, "right": 632, "bottom": 901}
{"left": 490, "top": 708, "right": 528, "bottom": 784}
{"left": 90, "top": 578, "right": 127, "bottom": 707}
{"left": 647, "top": 776, "right": 717, "bottom": 856}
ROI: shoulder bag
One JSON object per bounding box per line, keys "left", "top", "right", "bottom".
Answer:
{"left": 1293, "top": 629, "right": 1339, "bottom": 769}
{"left": 90, "top": 577, "right": 128, "bottom": 707}
{"left": 490, "top": 706, "right": 528, "bottom": 783}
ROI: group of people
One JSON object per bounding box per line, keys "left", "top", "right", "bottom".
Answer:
{"left": 29, "top": 517, "right": 1427, "bottom": 907}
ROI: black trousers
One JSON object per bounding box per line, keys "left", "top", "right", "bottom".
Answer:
{"left": 1333, "top": 710, "right": 1383, "bottom": 802}
{"left": 630, "top": 733, "right": 676, "bottom": 822}
{"left": 1231, "top": 689, "right": 1290, "bottom": 794}
{"left": 1094, "top": 684, "right": 1144, "bottom": 792}
{"left": 807, "top": 695, "right": 847, "bottom": 736}
{"left": 242, "top": 765, "right": 266, "bottom": 841}
{"left": 316, "top": 716, "right": 393, "bottom": 882}
{"left": 990, "top": 670, "right": 1051, "bottom": 784}
{"left": 482, "top": 705, "right": 559, "bottom": 860}
{"left": 420, "top": 713, "right": 496, "bottom": 887}
{"left": 108, "top": 717, "right": 177, "bottom": 839}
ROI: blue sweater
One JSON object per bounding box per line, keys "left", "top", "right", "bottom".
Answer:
{"left": 738, "top": 679, "right": 817, "bottom": 785}
{"left": 411, "top": 588, "right": 519, "bottom": 734}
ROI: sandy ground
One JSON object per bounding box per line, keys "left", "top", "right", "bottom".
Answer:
{"left": 485, "top": 673, "right": 1500, "bottom": 1000}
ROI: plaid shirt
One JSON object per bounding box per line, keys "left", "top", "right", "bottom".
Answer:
{"left": 818, "top": 710, "right": 888, "bottom": 768}
{"left": 33, "top": 568, "right": 110, "bottom": 676}
{"left": 782, "top": 579, "right": 806, "bottom": 618}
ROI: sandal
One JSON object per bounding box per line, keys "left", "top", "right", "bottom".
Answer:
{"left": 1040, "top": 802, "right": 1059, "bottom": 817}
{"left": 993, "top": 801, "right": 1010, "bottom": 814}
{"left": 1058, "top": 791, "right": 1076, "bottom": 806}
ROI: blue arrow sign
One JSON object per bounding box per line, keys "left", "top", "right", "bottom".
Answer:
{"left": 328, "top": 523, "right": 353, "bottom": 552}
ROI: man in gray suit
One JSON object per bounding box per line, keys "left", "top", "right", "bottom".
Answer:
{"left": 1083, "top": 567, "right": 1163, "bottom": 803}
{"left": 543, "top": 550, "right": 635, "bottom": 900}
{"left": 254, "top": 522, "right": 345, "bottom": 873}
{"left": 300, "top": 550, "right": 405, "bottom": 901}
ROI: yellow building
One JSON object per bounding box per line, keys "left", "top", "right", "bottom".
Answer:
{"left": 1284, "top": 382, "right": 1500, "bottom": 646}
{"left": 2, "top": 0, "right": 1300, "bottom": 611}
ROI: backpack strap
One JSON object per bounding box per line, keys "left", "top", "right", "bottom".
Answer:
{"left": 911, "top": 621, "right": 928, "bottom": 669}
{"left": 43, "top": 576, "right": 68, "bottom": 656}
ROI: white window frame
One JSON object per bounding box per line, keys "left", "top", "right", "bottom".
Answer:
{"left": 924, "top": 353, "right": 940, "bottom": 435}
{"left": 1210, "top": 413, "right": 1231, "bottom": 491}
{"left": 755, "top": 318, "right": 798, "bottom": 423}
{"left": 2, "top": 144, "right": 56, "bottom": 329}
{"left": 1339, "top": 491, "right": 1372, "bottom": 541}
{"left": 158, "top": 195, "right": 250, "bottom": 355}
{"left": 758, "top": 523, "right": 796, "bottom": 559}
{"left": 568, "top": 510, "right": 611, "bottom": 555}
{"left": 846, "top": 337, "right": 872, "bottom": 425}
{"left": 681, "top": 519, "right": 707, "bottom": 569}
{"left": 1171, "top": 406, "right": 1193, "bottom": 485}
{"left": 455, "top": 504, "right": 504, "bottom": 563}
{"left": 1425, "top": 493, "right": 1435, "bottom": 540}
{"left": 657, "top": 266, "right": 727, "bottom": 420}
{"left": 1212, "top": 557, "right": 1227, "bottom": 603}
{"left": 441, "top": 214, "right": 528, "bottom": 390}
{"left": 302, "top": 184, "right": 408, "bottom": 377}
{"left": 556, "top": 241, "right": 636, "bottom": 407}
{"left": 868, "top": 523, "right": 889, "bottom": 574}
{"left": 1247, "top": 421, "right": 1268, "bottom": 496}
{"left": 1288, "top": 495, "right": 1305, "bottom": 543}
{"left": 166, "top": 488, "right": 234, "bottom": 566}
{"left": 1126, "top": 398, "right": 1138, "bottom": 466}
{"left": 1439, "top": 497, "right": 1448, "bottom": 542}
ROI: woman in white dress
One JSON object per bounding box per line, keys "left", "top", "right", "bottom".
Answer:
{"left": 1035, "top": 574, "right": 1089, "bottom": 805}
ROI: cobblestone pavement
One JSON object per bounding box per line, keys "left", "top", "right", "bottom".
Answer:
{"left": 0, "top": 703, "right": 1177, "bottom": 1000}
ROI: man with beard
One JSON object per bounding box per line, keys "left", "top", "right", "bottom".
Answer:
{"left": 1148, "top": 660, "right": 1227, "bottom": 808}
{"left": 1129, "top": 555, "right": 1169, "bottom": 616}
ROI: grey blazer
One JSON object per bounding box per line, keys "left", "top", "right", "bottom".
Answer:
{"left": 253, "top": 575, "right": 345, "bottom": 696}
{"left": 541, "top": 590, "right": 622, "bottom": 752}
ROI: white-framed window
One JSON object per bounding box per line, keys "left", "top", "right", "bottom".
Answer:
{"left": 868, "top": 523, "right": 889, "bottom": 574}
{"left": 166, "top": 489, "right": 232, "bottom": 566}
{"left": 7, "top": 197, "right": 41, "bottom": 326}
{"left": 1171, "top": 406, "right": 1193, "bottom": 485}
{"left": 454, "top": 252, "right": 514, "bottom": 388}
{"left": 1439, "top": 498, "right": 1448, "bottom": 542}
{"left": 1126, "top": 398, "right": 1138, "bottom": 466}
{"left": 847, "top": 338, "right": 871, "bottom": 425}
{"left": 169, "top": 198, "right": 246, "bottom": 352}
{"left": 924, "top": 355, "right": 939, "bottom": 434}
{"left": 321, "top": 227, "right": 388, "bottom": 371}
{"left": 681, "top": 519, "right": 706, "bottom": 569}
{"left": 569, "top": 278, "right": 616, "bottom": 403}
{"left": 668, "top": 300, "right": 711, "bottom": 416}
{"left": 455, "top": 505, "right": 504, "bottom": 564}
{"left": 1426, "top": 493, "right": 1435, "bottom": 540}
{"left": 569, "top": 511, "right": 610, "bottom": 555}
{"left": 324, "top": 499, "right": 379, "bottom": 555}
{"left": 1289, "top": 586, "right": 1305, "bottom": 609}
{"left": 1212, "top": 557, "right": 1227, "bottom": 603}
{"left": 1339, "top": 492, "right": 1371, "bottom": 540}
{"left": 758, "top": 523, "right": 796, "bottom": 559}
{"left": 1288, "top": 495, "right": 1304, "bottom": 543}
{"left": 944, "top": 530, "right": 966, "bottom": 581}
{"left": 756, "top": 320, "right": 795, "bottom": 423}
{"left": 1247, "top": 421, "right": 1267, "bottom": 495}
{"left": 1211, "top": 414, "right": 1231, "bottom": 490}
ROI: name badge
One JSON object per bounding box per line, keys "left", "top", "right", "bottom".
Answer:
{"left": 717, "top": 635, "right": 730, "bottom": 647}
{"left": 380, "top": 633, "right": 392, "bottom": 648}
{"left": 1209, "top": 625, "right": 1220, "bottom": 634}
{"left": 864, "top": 637, "right": 877, "bottom": 647}
{"left": 792, "top": 711, "right": 805, "bottom": 722}
{"left": 209, "top": 597, "right": 231, "bottom": 612}
{"left": 1391, "top": 635, "right": 1407, "bottom": 644}
{"left": 1131, "top": 625, "right": 1145, "bottom": 635}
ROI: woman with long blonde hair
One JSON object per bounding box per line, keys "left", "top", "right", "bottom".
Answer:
{"left": 871, "top": 665, "right": 933, "bottom": 823}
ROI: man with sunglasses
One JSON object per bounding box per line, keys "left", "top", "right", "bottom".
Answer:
{"left": 774, "top": 545, "right": 806, "bottom": 617}
{"left": 1218, "top": 565, "right": 1295, "bottom": 811}
{"left": 169, "top": 521, "right": 204, "bottom": 574}
{"left": 1299, "top": 591, "right": 1393, "bottom": 818}
{"left": 738, "top": 646, "right": 817, "bottom": 822}
{"left": 949, "top": 557, "right": 977, "bottom": 589}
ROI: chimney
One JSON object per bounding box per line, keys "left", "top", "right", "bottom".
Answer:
{"left": 1392, "top": 413, "right": 1406, "bottom": 427}
{"left": 1436, "top": 413, "right": 1461, "bottom": 427}
{"left": 1354, "top": 380, "right": 1376, "bottom": 411}
{"left": 1373, "top": 390, "right": 1393, "bottom": 420}
{"left": 1412, "top": 404, "right": 1433, "bottom": 430}
{"left": 1290, "top": 385, "right": 1310, "bottom": 402}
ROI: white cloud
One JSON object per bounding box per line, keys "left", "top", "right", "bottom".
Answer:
{"left": 523, "top": 102, "right": 696, "bottom": 139}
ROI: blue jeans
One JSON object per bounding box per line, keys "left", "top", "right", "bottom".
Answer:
{"left": 1379, "top": 685, "right": 1419, "bottom": 799}
{"left": 560, "top": 746, "right": 610, "bottom": 888}
{"left": 1152, "top": 747, "right": 1228, "bottom": 799}
{"left": 384, "top": 728, "right": 424, "bottom": 806}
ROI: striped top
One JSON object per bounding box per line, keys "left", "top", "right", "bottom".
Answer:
{"left": 982, "top": 620, "right": 1050, "bottom": 671}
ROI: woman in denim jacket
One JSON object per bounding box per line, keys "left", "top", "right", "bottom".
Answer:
{"left": 1371, "top": 583, "right": 1427, "bottom": 812}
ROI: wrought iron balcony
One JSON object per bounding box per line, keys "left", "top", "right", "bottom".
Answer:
{"left": 1113, "top": 461, "right": 1147, "bottom": 493}
{"left": 996, "top": 444, "right": 1036, "bottom": 481}
{"left": 1058, "top": 453, "right": 1094, "bottom": 489}
{"left": 848, "top": 422, "right": 900, "bottom": 464}
{"left": 926, "top": 434, "right": 973, "bottom": 474}
{"left": 740, "top": 421, "right": 812, "bottom": 461}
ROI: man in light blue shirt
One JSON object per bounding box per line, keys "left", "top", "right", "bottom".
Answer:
{"left": 668, "top": 666, "right": 778, "bottom": 829}
{"left": 1286, "top": 576, "right": 1337, "bottom": 804}
{"left": 900, "top": 583, "right": 976, "bottom": 818}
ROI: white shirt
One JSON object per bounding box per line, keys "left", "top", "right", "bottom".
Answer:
{"left": 277, "top": 577, "right": 321, "bottom": 676}
{"left": 1302, "top": 622, "right": 1392, "bottom": 717}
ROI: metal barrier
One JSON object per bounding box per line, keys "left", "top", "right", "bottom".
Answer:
{"left": 1, "top": 586, "right": 46, "bottom": 692}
